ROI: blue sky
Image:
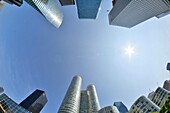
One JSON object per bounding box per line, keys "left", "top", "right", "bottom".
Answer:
{"left": 0, "top": 0, "right": 170, "bottom": 113}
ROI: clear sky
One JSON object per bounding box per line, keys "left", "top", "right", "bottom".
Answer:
{"left": 0, "top": 0, "right": 170, "bottom": 113}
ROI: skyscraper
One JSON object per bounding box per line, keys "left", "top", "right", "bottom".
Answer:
{"left": 87, "top": 85, "right": 101, "bottom": 113}
{"left": 108, "top": 0, "right": 170, "bottom": 28}
{"left": 150, "top": 87, "right": 170, "bottom": 107}
{"left": 0, "top": 87, "right": 4, "bottom": 94}
{"left": 0, "top": 0, "right": 22, "bottom": 7}
{"left": 58, "top": 75, "right": 101, "bottom": 113}
{"left": 128, "top": 96, "right": 160, "bottom": 113}
{"left": 0, "top": 93, "right": 30, "bottom": 113}
{"left": 59, "top": 0, "right": 75, "bottom": 6}
{"left": 163, "top": 80, "right": 170, "bottom": 91}
{"left": 98, "top": 106, "right": 119, "bottom": 113}
{"left": 25, "top": 0, "right": 63, "bottom": 28}
{"left": 76, "top": 0, "right": 102, "bottom": 19}
{"left": 167, "top": 63, "right": 170, "bottom": 71}
{"left": 19, "top": 89, "right": 48, "bottom": 113}
{"left": 114, "top": 101, "right": 128, "bottom": 113}
{"left": 58, "top": 76, "right": 82, "bottom": 113}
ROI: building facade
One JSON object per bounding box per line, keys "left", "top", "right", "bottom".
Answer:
{"left": 0, "top": 93, "right": 30, "bottom": 113}
{"left": 0, "top": 87, "right": 4, "bottom": 94}
{"left": 58, "top": 76, "right": 101, "bottom": 113}
{"left": 128, "top": 96, "right": 160, "bottom": 113}
{"left": 25, "top": 0, "right": 63, "bottom": 28}
{"left": 59, "top": 0, "right": 75, "bottom": 6}
{"left": 98, "top": 106, "right": 119, "bottom": 113}
{"left": 163, "top": 80, "right": 170, "bottom": 91}
{"left": 109, "top": 0, "right": 170, "bottom": 28}
{"left": 76, "top": 0, "right": 102, "bottom": 19}
{"left": 150, "top": 87, "right": 170, "bottom": 107}
{"left": 19, "top": 89, "right": 48, "bottom": 113}
{"left": 0, "top": 0, "right": 22, "bottom": 7}
{"left": 114, "top": 101, "right": 128, "bottom": 113}
{"left": 58, "top": 76, "right": 82, "bottom": 113}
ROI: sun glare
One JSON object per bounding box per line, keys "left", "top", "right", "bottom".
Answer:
{"left": 124, "top": 45, "right": 135, "bottom": 57}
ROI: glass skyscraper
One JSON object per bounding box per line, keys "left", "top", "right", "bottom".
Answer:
{"left": 114, "top": 102, "right": 128, "bottom": 113}
{"left": 0, "top": 93, "right": 30, "bottom": 113}
{"left": 59, "top": 0, "right": 75, "bottom": 6}
{"left": 58, "top": 76, "right": 101, "bottom": 113}
{"left": 76, "top": 0, "right": 102, "bottom": 19}
{"left": 25, "top": 0, "right": 63, "bottom": 28}
{"left": 19, "top": 89, "right": 48, "bottom": 113}
{"left": 0, "top": 0, "right": 22, "bottom": 7}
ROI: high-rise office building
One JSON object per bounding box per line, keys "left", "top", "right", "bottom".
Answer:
{"left": 163, "top": 80, "right": 170, "bottom": 91}
{"left": 150, "top": 87, "right": 170, "bottom": 107}
{"left": 25, "top": 0, "right": 63, "bottom": 28}
{"left": 167, "top": 63, "right": 170, "bottom": 71}
{"left": 87, "top": 85, "right": 101, "bottom": 113}
{"left": 148, "top": 91, "right": 155, "bottom": 100}
{"left": 109, "top": 0, "right": 170, "bottom": 28}
{"left": 58, "top": 75, "right": 101, "bottom": 113}
{"left": 59, "top": 0, "right": 75, "bottom": 6}
{"left": 58, "top": 76, "right": 82, "bottom": 113}
{"left": 128, "top": 96, "right": 160, "bottom": 113}
{"left": 114, "top": 101, "right": 128, "bottom": 113}
{"left": 0, "top": 87, "right": 4, "bottom": 94}
{"left": 19, "top": 89, "right": 48, "bottom": 113}
{"left": 0, "top": 93, "right": 30, "bottom": 113}
{"left": 76, "top": 0, "right": 102, "bottom": 19}
{"left": 98, "top": 106, "right": 119, "bottom": 113}
{"left": 0, "top": 0, "right": 22, "bottom": 7}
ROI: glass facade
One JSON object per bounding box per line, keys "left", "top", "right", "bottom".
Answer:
{"left": 59, "top": 0, "right": 75, "bottom": 6}
{"left": 0, "top": 93, "right": 30, "bottom": 113}
{"left": 19, "top": 89, "right": 48, "bottom": 113}
{"left": 114, "top": 102, "right": 128, "bottom": 113}
{"left": 7, "top": 0, "right": 23, "bottom": 6}
{"left": 24, "top": 0, "right": 63, "bottom": 28}
{"left": 76, "top": 0, "right": 102, "bottom": 19}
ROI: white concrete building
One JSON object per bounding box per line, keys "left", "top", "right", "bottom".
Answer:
{"left": 151, "top": 87, "right": 170, "bottom": 107}
{"left": 128, "top": 96, "right": 160, "bottom": 113}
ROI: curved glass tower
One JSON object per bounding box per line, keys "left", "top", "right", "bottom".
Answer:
{"left": 25, "top": 0, "right": 63, "bottom": 28}
{"left": 58, "top": 76, "right": 82, "bottom": 113}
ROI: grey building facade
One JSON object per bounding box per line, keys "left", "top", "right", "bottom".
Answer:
{"left": 58, "top": 76, "right": 101, "bottom": 113}
{"left": 163, "top": 80, "right": 170, "bottom": 91}
{"left": 25, "top": 0, "right": 63, "bottom": 28}
{"left": 109, "top": 0, "right": 170, "bottom": 28}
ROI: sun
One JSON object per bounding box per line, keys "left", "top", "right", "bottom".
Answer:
{"left": 124, "top": 45, "right": 135, "bottom": 57}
